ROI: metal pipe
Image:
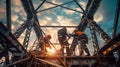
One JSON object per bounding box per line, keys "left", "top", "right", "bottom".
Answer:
{"left": 36, "top": 58, "right": 63, "bottom": 67}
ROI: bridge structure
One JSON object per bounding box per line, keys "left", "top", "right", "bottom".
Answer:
{"left": 0, "top": 0, "right": 120, "bottom": 67}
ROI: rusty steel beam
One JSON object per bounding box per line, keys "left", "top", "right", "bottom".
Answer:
{"left": 97, "top": 33, "right": 120, "bottom": 56}
{"left": 36, "top": 56, "right": 116, "bottom": 67}
{"left": 0, "top": 22, "right": 26, "bottom": 56}
{"left": 36, "top": 58, "right": 63, "bottom": 67}
{"left": 6, "top": 57, "right": 30, "bottom": 67}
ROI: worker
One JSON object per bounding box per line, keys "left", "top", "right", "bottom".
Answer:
{"left": 57, "top": 27, "right": 70, "bottom": 56}
{"left": 39, "top": 34, "right": 51, "bottom": 54}
{"left": 71, "top": 28, "right": 90, "bottom": 56}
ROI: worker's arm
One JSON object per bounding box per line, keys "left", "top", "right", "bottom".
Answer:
{"left": 69, "top": 33, "right": 78, "bottom": 37}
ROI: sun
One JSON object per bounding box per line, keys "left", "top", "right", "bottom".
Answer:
{"left": 46, "top": 47, "right": 56, "bottom": 55}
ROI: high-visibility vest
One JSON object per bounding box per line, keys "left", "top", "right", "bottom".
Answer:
{"left": 76, "top": 31, "right": 85, "bottom": 36}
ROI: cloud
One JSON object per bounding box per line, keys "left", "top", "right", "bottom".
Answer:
{"left": 79, "top": 1, "right": 87, "bottom": 10}
{"left": 51, "top": 22, "right": 59, "bottom": 26}
{"left": 12, "top": 15, "right": 19, "bottom": 22}
{"left": 57, "top": 16, "right": 77, "bottom": 26}
{"left": 13, "top": 0, "right": 21, "bottom": 6}
{"left": 45, "top": 16, "right": 52, "bottom": 21}
{"left": 51, "top": 0, "right": 62, "bottom": 4}
{"left": 39, "top": 19, "right": 48, "bottom": 26}
{"left": 64, "top": 9, "right": 75, "bottom": 15}
{"left": 0, "top": 0, "right": 6, "bottom": 21}
{"left": 0, "top": 7, "right": 5, "bottom": 20}
{"left": 43, "top": 3, "right": 55, "bottom": 9}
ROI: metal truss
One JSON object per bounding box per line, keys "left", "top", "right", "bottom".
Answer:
{"left": 89, "top": 24, "right": 99, "bottom": 54}
{"left": 23, "top": 20, "right": 34, "bottom": 49}
{"left": 0, "top": 0, "right": 120, "bottom": 66}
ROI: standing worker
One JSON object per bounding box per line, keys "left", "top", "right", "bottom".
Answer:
{"left": 71, "top": 28, "right": 90, "bottom": 56}
{"left": 58, "top": 27, "right": 70, "bottom": 56}
{"left": 39, "top": 34, "right": 51, "bottom": 54}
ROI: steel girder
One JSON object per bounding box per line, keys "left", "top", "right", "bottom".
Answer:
{"left": 13, "top": 20, "right": 29, "bottom": 39}
{"left": 97, "top": 33, "right": 120, "bottom": 56}
{"left": 38, "top": 0, "right": 83, "bottom": 13}
{"left": 21, "top": 0, "right": 43, "bottom": 39}
{"left": 70, "top": 0, "right": 111, "bottom": 55}
{"left": 112, "top": 0, "right": 120, "bottom": 37}
{"left": 88, "top": 20, "right": 111, "bottom": 43}
{"left": 35, "top": 56, "right": 116, "bottom": 67}
{"left": 89, "top": 25, "right": 99, "bottom": 54}
{"left": 0, "top": 22, "right": 26, "bottom": 59}
{"left": 23, "top": 20, "right": 33, "bottom": 49}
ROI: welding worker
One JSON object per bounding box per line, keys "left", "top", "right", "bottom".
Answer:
{"left": 39, "top": 34, "right": 51, "bottom": 53}
{"left": 58, "top": 27, "right": 70, "bottom": 56}
{"left": 71, "top": 28, "right": 90, "bottom": 56}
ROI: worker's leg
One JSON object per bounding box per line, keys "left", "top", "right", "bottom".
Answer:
{"left": 61, "top": 45, "right": 64, "bottom": 56}
{"left": 79, "top": 44, "right": 84, "bottom": 56}
{"left": 66, "top": 45, "right": 69, "bottom": 56}
{"left": 82, "top": 42, "right": 90, "bottom": 56}
{"left": 69, "top": 38, "right": 78, "bottom": 56}
{"left": 39, "top": 42, "right": 44, "bottom": 51}
{"left": 64, "top": 40, "right": 70, "bottom": 56}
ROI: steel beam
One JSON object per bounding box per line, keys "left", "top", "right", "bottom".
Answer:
{"left": 0, "top": 22, "right": 26, "bottom": 57}
{"left": 35, "top": 0, "right": 46, "bottom": 11}
{"left": 73, "top": 0, "right": 85, "bottom": 12}
{"left": 88, "top": 20, "right": 111, "bottom": 43}
{"left": 14, "top": 20, "right": 29, "bottom": 39}
{"left": 38, "top": 0, "right": 83, "bottom": 13}
{"left": 87, "top": 0, "right": 101, "bottom": 19}
{"left": 37, "top": 56, "right": 116, "bottom": 67}
{"left": 89, "top": 25, "right": 99, "bottom": 54}
{"left": 97, "top": 33, "right": 120, "bottom": 56}
{"left": 21, "top": 0, "right": 43, "bottom": 39}
{"left": 85, "top": 0, "right": 93, "bottom": 13}
{"left": 6, "top": 57, "right": 30, "bottom": 67}
{"left": 112, "top": 0, "right": 120, "bottom": 37}
{"left": 36, "top": 58, "right": 63, "bottom": 67}
{"left": 23, "top": 21, "right": 33, "bottom": 49}
{"left": 6, "top": 0, "right": 11, "bottom": 31}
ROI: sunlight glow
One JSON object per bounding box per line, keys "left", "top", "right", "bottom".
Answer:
{"left": 46, "top": 47, "right": 56, "bottom": 55}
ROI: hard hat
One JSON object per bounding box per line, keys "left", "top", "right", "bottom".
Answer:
{"left": 47, "top": 34, "right": 51, "bottom": 39}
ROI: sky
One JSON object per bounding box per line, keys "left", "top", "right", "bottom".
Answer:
{"left": 0, "top": 0, "right": 119, "bottom": 55}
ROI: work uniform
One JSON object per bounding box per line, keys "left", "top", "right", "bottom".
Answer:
{"left": 39, "top": 35, "right": 51, "bottom": 53}
{"left": 58, "top": 28, "right": 70, "bottom": 56}
{"left": 72, "top": 31, "right": 90, "bottom": 56}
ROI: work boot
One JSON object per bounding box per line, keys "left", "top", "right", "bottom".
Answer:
{"left": 85, "top": 48, "right": 90, "bottom": 56}
{"left": 79, "top": 49, "right": 83, "bottom": 56}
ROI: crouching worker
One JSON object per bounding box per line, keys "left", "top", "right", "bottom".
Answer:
{"left": 39, "top": 34, "right": 51, "bottom": 54}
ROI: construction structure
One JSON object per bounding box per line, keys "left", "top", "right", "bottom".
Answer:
{"left": 0, "top": 0, "right": 120, "bottom": 67}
